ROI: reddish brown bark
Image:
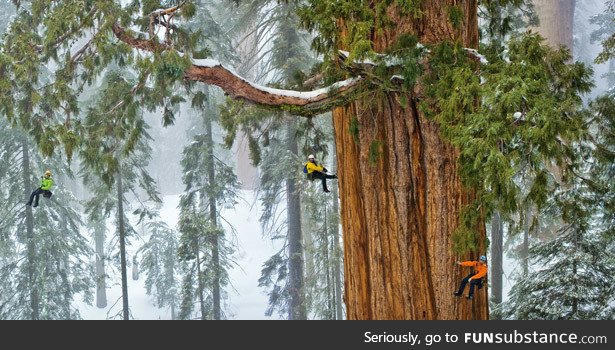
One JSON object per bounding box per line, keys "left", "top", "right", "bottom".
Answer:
{"left": 112, "top": 0, "right": 489, "bottom": 319}
{"left": 334, "top": 0, "right": 488, "bottom": 320}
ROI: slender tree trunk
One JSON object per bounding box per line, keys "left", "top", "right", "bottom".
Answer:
{"left": 168, "top": 236, "right": 177, "bottom": 320}
{"left": 94, "top": 220, "right": 107, "bottom": 308}
{"left": 117, "top": 173, "right": 129, "bottom": 320}
{"left": 321, "top": 201, "right": 332, "bottom": 319}
{"left": 132, "top": 255, "right": 139, "bottom": 280}
{"left": 196, "top": 187, "right": 207, "bottom": 319}
{"left": 204, "top": 95, "right": 221, "bottom": 320}
{"left": 61, "top": 261, "right": 72, "bottom": 317}
{"left": 530, "top": 0, "right": 575, "bottom": 53}
{"left": 234, "top": 16, "right": 261, "bottom": 190}
{"left": 489, "top": 211, "right": 503, "bottom": 317}
{"left": 571, "top": 258, "right": 578, "bottom": 318}
{"left": 286, "top": 116, "right": 306, "bottom": 320}
{"left": 608, "top": 59, "right": 615, "bottom": 89}
{"left": 522, "top": 208, "right": 531, "bottom": 277}
{"left": 334, "top": 0, "right": 488, "bottom": 320}
{"left": 21, "top": 140, "right": 39, "bottom": 319}
{"left": 195, "top": 242, "right": 207, "bottom": 319}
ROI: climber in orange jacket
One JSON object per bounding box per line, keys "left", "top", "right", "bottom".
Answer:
{"left": 454, "top": 255, "right": 487, "bottom": 300}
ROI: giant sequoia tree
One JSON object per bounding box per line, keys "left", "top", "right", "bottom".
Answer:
{"left": 0, "top": 1, "right": 595, "bottom": 319}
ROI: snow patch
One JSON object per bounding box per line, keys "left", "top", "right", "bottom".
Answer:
{"left": 247, "top": 77, "right": 361, "bottom": 99}
{"left": 464, "top": 48, "right": 489, "bottom": 64}
{"left": 191, "top": 58, "right": 222, "bottom": 68}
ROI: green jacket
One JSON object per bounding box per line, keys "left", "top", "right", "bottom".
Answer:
{"left": 40, "top": 177, "right": 53, "bottom": 191}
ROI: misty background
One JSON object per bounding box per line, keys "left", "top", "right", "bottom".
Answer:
{"left": 0, "top": 0, "right": 613, "bottom": 320}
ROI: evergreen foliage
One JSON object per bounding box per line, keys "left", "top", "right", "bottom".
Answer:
{"left": 79, "top": 67, "right": 162, "bottom": 319}
{"left": 138, "top": 215, "right": 182, "bottom": 317}
{"left": 503, "top": 221, "right": 615, "bottom": 319}
{"left": 0, "top": 123, "right": 93, "bottom": 319}
{"left": 591, "top": 0, "right": 615, "bottom": 64}
{"left": 176, "top": 87, "right": 239, "bottom": 320}
{"left": 503, "top": 94, "right": 615, "bottom": 320}
{"left": 220, "top": 0, "right": 344, "bottom": 319}
{"left": 0, "top": 0, "right": 611, "bottom": 320}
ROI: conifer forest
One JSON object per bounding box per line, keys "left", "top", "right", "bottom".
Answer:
{"left": 0, "top": 0, "right": 613, "bottom": 321}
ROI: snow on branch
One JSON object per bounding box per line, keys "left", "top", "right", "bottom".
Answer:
{"left": 338, "top": 50, "right": 404, "bottom": 67}
{"left": 339, "top": 46, "right": 487, "bottom": 66}
{"left": 464, "top": 48, "right": 488, "bottom": 64}
{"left": 111, "top": 22, "right": 364, "bottom": 115}
{"left": 148, "top": 1, "right": 187, "bottom": 17}
{"left": 185, "top": 58, "right": 362, "bottom": 111}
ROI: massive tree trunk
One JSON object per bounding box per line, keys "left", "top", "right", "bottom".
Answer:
{"left": 333, "top": 1, "right": 488, "bottom": 320}
{"left": 112, "top": 0, "right": 488, "bottom": 320}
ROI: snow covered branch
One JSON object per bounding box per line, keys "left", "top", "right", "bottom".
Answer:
{"left": 111, "top": 19, "right": 490, "bottom": 116}
{"left": 111, "top": 22, "right": 364, "bottom": 115}
{"left": 185, "top": 59, "right": 362, "bottom": 111}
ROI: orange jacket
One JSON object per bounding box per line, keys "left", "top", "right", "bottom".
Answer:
{"left": 460, "top": 261, "right": 488, "bottom": 279}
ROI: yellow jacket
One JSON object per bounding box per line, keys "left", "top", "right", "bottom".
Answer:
{"left": 460, "top": 261, "right": 488, "bottom": 280}
{"left": 304, "top": 161, "right": 324, "bottom": 174}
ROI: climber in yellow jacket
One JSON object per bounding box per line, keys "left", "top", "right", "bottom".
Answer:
{"left": 454, "top": 255, "right": 487, "bottom": 300}
{"left": 304, "top": 154, "right": 337, "bottom": 193}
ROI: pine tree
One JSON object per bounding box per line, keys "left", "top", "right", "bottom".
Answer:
{"left": 1, "top": 0, "right": 604, "bottom": 320}
{"left": 503, "top": 92, "right": 615, "bottom": 320}
{"left": 176, "top": 87, "right": 239, "bottom": 320}
{"left": 91, "top": 217, "right": 108, "bottom": 308}
{"left": 138, "top": 215, "right": 182, "bottom": 319}
{"left": 222, "top": 0, "right": 344, "bottom": 319}
{"left": 80, "top": 70, "right": 162, "bottom": 320}
{"left": 0, "top": 122, "right": 93, "bottom": 319}
{"left": 504, "top": 220, "right": 615, "bottom": 319}
{"left": 592, "top": 0, "right": 615, "bottom": 65}
{"left": 478, "top": 1, "right": 536, "bottom": 318}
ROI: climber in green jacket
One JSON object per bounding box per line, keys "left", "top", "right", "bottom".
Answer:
{"left": 26, "top": 170, "right": 54, "bottom": 208}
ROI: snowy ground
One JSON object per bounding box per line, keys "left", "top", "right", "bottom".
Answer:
{"left": 77, "top": 190, "right": 282, "bottom": 320}
{"left": 74, "top": 187, "right": 517, "bottom": 320}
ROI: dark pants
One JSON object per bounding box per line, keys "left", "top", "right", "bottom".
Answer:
{"left": 311, "top": 172, "right": 337, "bottom": 191}
{"left": 27, "top": 188, "right": 48, "bottom": 206}
{"left": 456, "top": 273, "right": 481, "bottom": 297}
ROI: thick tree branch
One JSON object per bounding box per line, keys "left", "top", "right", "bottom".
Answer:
{"left": 184, "top": 62, "right": 361, "bottom": 111}
{"left": 111, "top": 22, "right": 363, "bottom": 115}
